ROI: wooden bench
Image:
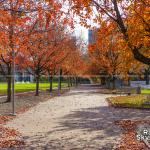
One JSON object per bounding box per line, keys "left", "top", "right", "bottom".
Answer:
{"left": 116, "top": 87, "right": 138, "bottom": 96}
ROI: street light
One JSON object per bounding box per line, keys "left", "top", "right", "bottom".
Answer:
{"left": 11, "top": 48, "right": 15, "bottom": 115}
{"left": 58, "top": 68, "right": 62, "bottom": 96}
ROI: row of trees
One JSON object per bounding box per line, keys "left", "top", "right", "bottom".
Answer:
{"left": 70, "top": 0, "right": 150, "bottom": 65}
{"left": 0, "top": 0, "right": 149, "bottom": 99}
{"left": 0, "top": 0, "right": 86, "bottom": 102}
{"left": 88, "top": 21, "right": 148, "bottom": 88}
{"left": 70, "top": 0, "right": 150, "bottom": 88}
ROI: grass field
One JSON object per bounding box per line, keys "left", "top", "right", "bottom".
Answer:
{"left": 0, "top": 82, "right": 68, "bottom": 94}
{"left": 0, "top": 82, "right": 149, "bottom": 95}
{"left": 141, "top": 89, "right": 150, "bottom": 94}
{"left": 108, "top": 88, "right": 150, "bottom": 109}
{"left": 108, "top": 95, "right": 150, "bottom": 109}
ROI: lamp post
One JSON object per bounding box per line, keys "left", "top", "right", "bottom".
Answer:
{"left": 58, "top": 68, "right": 62, "bottom": 96}
{"left": 11, "top": 48, "right": 15, "bottom": 115}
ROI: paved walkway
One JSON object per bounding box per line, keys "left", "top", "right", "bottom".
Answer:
{"left": 5, "top": 85, "right": 150, "bottom": 150}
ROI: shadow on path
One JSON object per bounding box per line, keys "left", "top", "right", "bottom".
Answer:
{"left": 19, "top": 106, "right": 150, "bottom": 149}
{"left": 6, "top": 85, "right": 150, "bottom": 150}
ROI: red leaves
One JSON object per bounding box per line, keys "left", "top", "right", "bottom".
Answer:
{"left": 115, "top": 120, "right": 150, "bottom": 150}
{"left": 0, "top": 115, "right": 24, "bottom": 148}
{"left": 0, "top": 139, "right": 24, "bottom": 148}
{"left": 0, "top": 126, "right": 19, "bottom": 138}
{"left": 0, "top": 125, "right": 24, "bottom": 148}
{"left": 0, "top": 116, "right": 14, "bottom": 125}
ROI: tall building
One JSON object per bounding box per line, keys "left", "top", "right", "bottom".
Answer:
{"left": 88, "top": 29, "right": 97, "bottom": 44}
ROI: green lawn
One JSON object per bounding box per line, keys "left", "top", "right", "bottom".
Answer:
{"left": 0, "top": 82, "right": 68, "bottom": 94}
{"left": 141, "top": 89, "right": 150, "bottom": 94}
{"left": 108, "top": 95, "right": 150, "bottom": 109}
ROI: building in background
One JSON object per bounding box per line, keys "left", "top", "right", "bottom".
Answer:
{"left": 88, "top": 29, "right": 97, "bottom": 44}
{"left": 15, "top": 68, "right": 34, "bottom": 83}
{"left": 0, "top": 65, "right": 34, "bottom": 83}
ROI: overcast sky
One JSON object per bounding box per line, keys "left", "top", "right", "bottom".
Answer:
{"left": 74, "top": 24, "right": 88, "bottom": 42}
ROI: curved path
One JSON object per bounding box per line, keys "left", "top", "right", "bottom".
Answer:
{"left": 5, "top": 85, "right": 150, "bottom": 150}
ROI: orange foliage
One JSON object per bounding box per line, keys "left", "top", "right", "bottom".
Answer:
{"left": 88, "top": 21, "right": 147, "bottom": 81}
{"left": 70, "top": 0, "right": 150, "bottom": 65}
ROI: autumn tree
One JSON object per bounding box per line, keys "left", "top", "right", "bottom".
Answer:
{"left": 89, "top": 23, "right": 124, "bottom": 88}
{"left": 0, "top": 0, "right": 32, "bottom": 102}
{"left": 45, "top": 26, "right": 73, "bottom": 93}
{"left": 0, "top": 0, "right": 65, "bottom": 98}
{"left": 62, "top": 37, "right": 86, "bottom": 86}
{"left": 70, "top": 0, "right": 150, "bottom": 65}
{"left": 18, "top": 0, "right": 73, "bottom": 95}
{"left": 88, "top": 21, "right": 147, "bottom": 88}
{"left": 19, "top": 24, "right": 64, "bottom": 96}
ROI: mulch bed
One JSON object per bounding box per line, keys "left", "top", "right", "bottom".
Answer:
{"left": 115, "top": 120, "right": 150, "bottom": 150}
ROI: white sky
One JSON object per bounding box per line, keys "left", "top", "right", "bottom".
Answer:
{"left": 73, "top": 13, "right": 98, "bottom": 43}
{"left": 74, "top": 24, "right": 88, "bottom": 42}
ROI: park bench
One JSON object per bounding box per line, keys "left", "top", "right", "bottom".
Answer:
{"left": 116, "top": 88, "right": 131, "bottom": 95}
{"left": 116, "top": 87, "right": 140, "bottom": 96}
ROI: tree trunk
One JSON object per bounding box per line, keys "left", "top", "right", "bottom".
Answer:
{"left": 101, "top": 77, "right": 106, "bottom": 85}
{"left": 128, "top": 78, "right": 131, "bottom": 86}
{"left": 132, "top": 47, "right": 150, "bottom": 66}
{"left": 6, "top": 76, "right": 12, "bottom": 102}
{"left": 35, "top": 75, "right": 40, "bottom": 96}
{"left": 59, "top": 69, "right": 62, "bottom": 90}
{"left": 112, "top": 75, "right": 116, "bottom": 89}
{"left": 112, "top": 0, "right": 150, "bottom": 65}
{"left": 58, "top": 68, "right": 62, "bottom": 95}
{"left": 67, "top": 77, "right": 70, "bottom": 88}
{"left": 72, "top": 77, "right": 74, "bottom": 86}
{"left": 74, "top": 77, "right": 77, "bottom": 86}
{"left": 79, "top": 77, "right": 81, "bottom": 84}
{"left": 70, "top": 77, "right": 73, "bottom": 86}
{"left": 107, "top": 77, "right": 111, "bottom": 89}
{"left": 6, "top": 66, "right": 12, "bottom": 102}
{"left": 75, "top": 77, "right": 78, "bottom": 86}
{"left": 73, "top": 77, "right": 75, "bottom": 86}
{"left": 145, "top": 73, "right": 149, "bottom": 85}
{"left": 145, "top": 68, "right": 150, "bottom": 85}
{"left": 49, "top": 75, "right": 53, "bottom": 93}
